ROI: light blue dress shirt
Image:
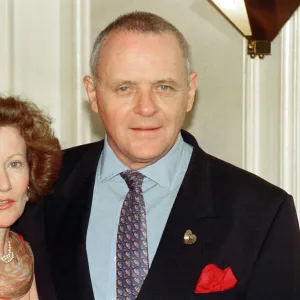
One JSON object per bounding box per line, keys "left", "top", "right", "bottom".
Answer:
{"left": 86, "top": 134, "right": 193, "bottom": 300}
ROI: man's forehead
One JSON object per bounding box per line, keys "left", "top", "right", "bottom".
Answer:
{"left": 98, "top": 30, "right": 185, "bottom": 71}
{"left": 101, "top": 29, "right": 180, "bottom": 51}
{"left": 96, "top": 29, "right": 187, "bottom": 82}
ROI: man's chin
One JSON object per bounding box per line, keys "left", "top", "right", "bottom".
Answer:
{"left": 129, "top": 148, "right": 168, "bottom": 166}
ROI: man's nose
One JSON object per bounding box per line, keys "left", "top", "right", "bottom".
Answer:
{"left": 0, "top": 169, "right": 12, "bottom": 192}
{"left": 134, "top": 89, "right": 158, "bottom": 116}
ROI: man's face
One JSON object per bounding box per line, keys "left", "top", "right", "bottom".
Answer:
{"left": 84, "top": 31, "right": 197, "bottom": 170}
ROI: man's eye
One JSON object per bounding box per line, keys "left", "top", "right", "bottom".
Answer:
{"left": 119, "top": 86, "right": 129, "bottom": 92}
{"left": 10, "top": 161, "right": 22, "bottom": 168}
{"left": 159, "top": 85, "right": 170, "bottom": 91}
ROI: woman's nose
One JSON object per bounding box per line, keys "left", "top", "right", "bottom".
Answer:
{"left": 0, "top": 169, "right": 12, "bottom": 192}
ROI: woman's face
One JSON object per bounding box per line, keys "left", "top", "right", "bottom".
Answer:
{"left": 0, "top": 126, "right": 29, "bottom": 228}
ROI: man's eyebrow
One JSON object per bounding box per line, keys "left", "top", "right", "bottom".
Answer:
{"left": 152, "top": 78, "right": 180, "bottom": 87}
{"left": 109, "top": 78, "right": 181, "bottom": 87}
{"left": 110, "top": 80, "right": 138, "bottom": 86}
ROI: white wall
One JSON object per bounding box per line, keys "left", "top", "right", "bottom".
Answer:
{"left": 0, "top": 0, "right": 299, "bottom": 218}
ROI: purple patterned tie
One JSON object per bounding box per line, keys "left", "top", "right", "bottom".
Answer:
{"left": 116, "top": 171, "right": 149, "bottom": 299}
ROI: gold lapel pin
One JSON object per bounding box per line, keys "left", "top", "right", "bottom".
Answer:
{"left": 184, "top": 229, "right": 197, "bottom": 245}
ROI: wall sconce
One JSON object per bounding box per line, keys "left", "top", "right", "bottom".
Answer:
{"left": 208, "top": 0, "right": 300, "bottom": 58}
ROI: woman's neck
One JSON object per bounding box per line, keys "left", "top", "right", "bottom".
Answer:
{"left": 0, "top": 227, "right": 10, "bottom": 256}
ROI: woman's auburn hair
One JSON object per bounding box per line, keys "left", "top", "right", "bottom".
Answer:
{"left": 0, "top": 96, "right": 62, "bottom": 202}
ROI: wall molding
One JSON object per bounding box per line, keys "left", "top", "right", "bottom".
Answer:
{"left": 58, "top": 0, "right": 91, "bottom": 148}
{"left": 295, "top": 10, "right": 300, "bottom": 215}
{"left": 279, "top": 10, "right": 300, "bottom": 214}
{"left": 242, "top": 42, "right": 261, "bottom": 175}
{"left": 0, "top": 0, "right": 13, "bottom": 93}
{"left": 243, "top": 9, "right": 299, "bottom": 216}
{"left": 74, "top": 0, "right": 91, "bottom": 145}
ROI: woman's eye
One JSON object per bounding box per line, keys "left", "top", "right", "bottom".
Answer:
{"left": 10, "top": 161, "right": 22, "bottom": 168}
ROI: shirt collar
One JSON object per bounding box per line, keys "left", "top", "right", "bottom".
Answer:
{"left": 98, "top": 135, "right": 128, "bottom": 182}
{"left": 99, "top": 134, "right": 186, "bottom": 190}
{"left": 139, "top": 134, "right": 186, "bottom": 190}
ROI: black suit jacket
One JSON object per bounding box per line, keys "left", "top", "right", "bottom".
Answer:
{"left": 14, "top": 130, "right": 300, "bottom": 300}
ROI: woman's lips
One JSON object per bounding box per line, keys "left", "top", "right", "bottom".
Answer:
{"left": 0, "top": 198, "right": 15, "bottom": 210}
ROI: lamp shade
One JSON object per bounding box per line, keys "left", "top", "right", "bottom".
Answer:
{"left": 209, "top": 0, "right": 300, "bottom": 41}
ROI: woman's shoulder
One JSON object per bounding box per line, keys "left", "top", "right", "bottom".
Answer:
{"left": 10, "top": 231, "right": 33, "bottom": 259}
{"left": 0, "top": 231, "right": 34, "bottom": 299}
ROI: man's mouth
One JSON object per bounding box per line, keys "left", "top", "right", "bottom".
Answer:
{"left": 131, "top": 126, "right": 161, "bottom": 131}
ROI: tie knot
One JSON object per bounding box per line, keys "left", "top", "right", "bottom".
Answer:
{"left": 120, "top": 170, "right": 144, "bottom": 190}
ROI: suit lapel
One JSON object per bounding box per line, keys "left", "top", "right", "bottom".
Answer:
{"left": 46, "top": 142, "right": 103, "bottom": 300}
{"left": 137, "top": 132, "right": 222, "bottom": 300}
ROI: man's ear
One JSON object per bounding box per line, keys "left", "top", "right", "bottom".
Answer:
{"left": 83, "top": 75, "right": 98, "bottom": 113}
{"left": 186, "top": 72, "right": 198, "bottom": 112}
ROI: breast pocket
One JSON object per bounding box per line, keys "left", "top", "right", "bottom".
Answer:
{"left": 189, "top": 289, "right": 244, "bottom": 300}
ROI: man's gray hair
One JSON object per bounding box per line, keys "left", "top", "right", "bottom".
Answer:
{"left": 89, "top": 11, "right": 192, "bottom": 82}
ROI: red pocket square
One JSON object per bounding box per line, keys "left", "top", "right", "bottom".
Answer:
{"left": 195, "top": 264, "right": 237, "bottom": 294}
